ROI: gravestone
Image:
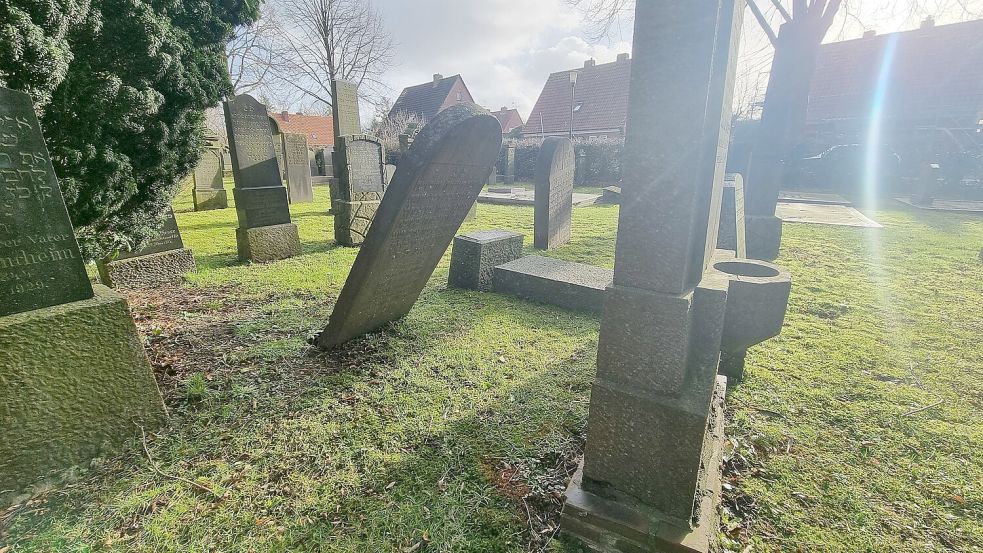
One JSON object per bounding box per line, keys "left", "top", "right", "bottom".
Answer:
{"left": 493, "top": 256, "right": 612, "bottom": 312}
{"left": 314, "top": 104, "right": 503, "bottom": 349}
{"left": 717, "top": 173, "right": 746, "bottom": 257}
{"left": 503, "top": 145, "right": 516, "bottom": 184}
{"left": 192, "top": 148, "right": 228, "bottom": 211}
{"left": 0, "top": 86, "right": 165, "bottom": 501}
{"left": 333, "top": 135, "right": 386, "bottom": 246}
{"left": 575, "top": 149, "right": 588, "bottom": 185}
{"left": 97, "top": 207, "right": 197, "bottom": 289}
{"left": 283, "top": 132, "right": 314, "bottom": 203}
{"left": 222, "top": 150, "right": 233, "bottom": 178}
{"left": 913, "top": 162, "right": 942, "bottom": 206}
{"left": 384, "top": 163, "right": 396, "bottom": 185}
{"left": 448, "top": 230, "right": 524, "bottom": 291}
{"left": 332, "top": 79, "right": 362, "bottom": 138}
{"left": 487, "top": 163, "right": 498, "bottom": 186}
{"left": 223, "top": 94, "right": 301, "bottom": 262}
{"left": 534, "top": 137, "right": 575, "bottom": 250}
{"left": 272, "top": 130, "right": 287, "bottom": 181}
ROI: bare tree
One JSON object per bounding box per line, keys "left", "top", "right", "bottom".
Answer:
{"left": 226, "top": 5, "right": 282, "bottom": 96}
{"left": 274, "top": 0, "right": 396, "bottom": 110}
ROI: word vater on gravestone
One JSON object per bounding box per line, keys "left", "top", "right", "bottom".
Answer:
{"left": 97, "top": 207, "right": 197, "bottom": 289}
{"left": 0, "top": 86, "right": 165, "bottom": 503}
{"left": 283, "top": 132, "right": 314, "bottom": 203}
{"left": 333, "top": 135, "right": 387, "bottom": 246}
{"left": 314, "top": 104, "right": 503, "bottom": 350}
{"left": 560, "top": 1, "right": 748, "bottom": 552}
{"left": 534, "top": 137, "right": 574, "bottom": 250}
{"left": 224, "top": 94, "right": 301, "bottom": 262}
{"left": 192, "top": 148, "right": 227, "bottom": 211}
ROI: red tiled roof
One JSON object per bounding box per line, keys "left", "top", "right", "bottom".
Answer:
{"left": 271, "top": 112, "right": 335, "bottom": 147}
{"left": 808, "top": 18, "right": 983, "bottom": 127}
{"left": 490, "top": 108, "right": 524, "bottom": 134}
{"left": 390, "top": 74, "right": 474, "bottom": 122}
{"left": 524, "top": 57, "right": 631, "bottom": 137}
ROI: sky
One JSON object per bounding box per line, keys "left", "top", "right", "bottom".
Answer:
{"left": 363, "top": 0, "right": 983, "bottom": 124}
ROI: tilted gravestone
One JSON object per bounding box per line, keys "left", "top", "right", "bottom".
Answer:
{"left": 534, "top": 137, "right": 575, "bottom": 250}
{"left": 223, "top": 94, "right": 301, "bottom": 262}
{"left": 314, "top": 104, "right": 503, "bottom": 349}
{"left": 192, "top": 148, "right": 227, "bottom": 211}
{"left": 503, "top": 145, "right": 516, "bottom": 184}
{"left": 332, "top": 79, "right": 362, "bottom": 138}
{"left": 97, "top": 207, "right": 197, "bottom": 289}
{"left": 283, "top": 132, "right": 314, "bottom": 203}
{"left": 333, "top": 135, "right": 387, "bottom": 246}
{"left": 0, "top": 86, "right": 165, "bottom": 500}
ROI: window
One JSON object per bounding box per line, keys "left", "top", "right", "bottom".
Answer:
{"left": 456, "top": 92, "right": 463, "bottom": 102}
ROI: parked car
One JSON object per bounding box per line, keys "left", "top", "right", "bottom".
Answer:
{"left": 787, "top": 144, "right": 901, "bottom": 193}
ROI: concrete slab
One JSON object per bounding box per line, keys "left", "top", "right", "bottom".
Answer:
{"left": 895, "top": 196, "right": 983, "bottom": 214}
{"left": 776, "top": 202, "right": 882, "bottom": 228}
{"left": 778, "top": 191, "right": 851, "bottom": 206}
{"left": 478, "top": 189, "right": 600, "bottom": 208}
{"left": 493, "top": 255, "right": 612, "bottom": 312}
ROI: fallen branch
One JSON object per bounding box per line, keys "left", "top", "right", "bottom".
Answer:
{"left": 139, "top": 425, "right": 223, "bottom": 499}
{"left": 903, "top": 400, "right": 944, "bottom": 417}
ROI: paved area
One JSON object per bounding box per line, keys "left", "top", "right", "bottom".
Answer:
{"left": 478, "top": 190, "right": 601, "bottom": 207}
{"left": 779, "top": 191, "right": 851, "bottom": 206}
{"left": 776, "top": 202, "right": 882, "bottom": 228}
{"left": 895, "top": 196, "right": 983, "bottom": 214}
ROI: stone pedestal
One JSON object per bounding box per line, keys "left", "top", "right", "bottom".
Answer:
{"left": 745, "top": 215, "right": 783, "bottom": 262}
{"left": 334, "top": 200, "right": 380, "bottom": 247}
{"left": 98, "top": 249, "right": 197, "bottom": 289}
{"left": 448, "top": 230, "right": 524, "bottom": 291}
{"left": 236, "top": 223, "right": 301, "bottom": 262}
{"left": 193, "top": 189, "right": 228, "bottom": 211}
{"left": 0, "top": 286, "right": 166, "bottom": 503}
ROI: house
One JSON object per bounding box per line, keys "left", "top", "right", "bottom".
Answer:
{"left": 389, "top": 74, "right": 475, "bottom": 122}
{"left": 269, "top": 111, "right": 335, "bottom": 147}
{"left": 490, "top": 107, "right": 524, "bottom": 135}
{"left": 523, "top": 54, "right": 631, "bottom": 140}
{"left": 807, "top": 17, "right": 983, "bottom": 158}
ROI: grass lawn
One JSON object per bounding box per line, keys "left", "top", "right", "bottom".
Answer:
{"left": 2, "top": 182, "right": 981, "bottom": 552}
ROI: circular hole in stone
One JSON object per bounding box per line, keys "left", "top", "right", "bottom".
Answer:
{"left": 714, "top": 260, "right": 780, "bottom": 278}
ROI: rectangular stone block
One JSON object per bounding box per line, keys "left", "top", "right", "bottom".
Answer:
{"left": 98, "top": 248, "right": 197, "bottom": 289}
{"left": 236, "top": 223, "right": 301, "bottom": 263}
{"left": 534, "top": 137, "right": 575, "bottom": 250}
{"left": 493, "top": 255, "right": 612, "bottom": 312}
{"left": 234, "top": 187, "right": 292, "bottom": 229}
{"left": 283, "top": 133, "right": 314, "bottom": 204}
{"left": 0, "top": 285, "right": 166, "bottom": 502}
{"left": 193, "top": 188, "right": 228, "bottom": 211}
{"left": 334, "top": 200, "right": 380, "bottom": 247}
{"left": 448, "top": 230, "right": 524, "bottom": 291}
{"left": 716, "top": 173, "right": 746, "bottom": 256}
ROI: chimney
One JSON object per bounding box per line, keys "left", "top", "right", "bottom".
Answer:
{"left": 863, "top": 30, "right": 876, "bottom": 38}
{"left": 921, "top": 16, "right": 935, "bottom": 29}
{"left": 584, "top": 59, "right": 596, "bottom": 68}
{"left": 617, "top": 53, "right": 630, "bottom": 62}
{"left": 281, "top": 110, "right": 289, "bottom": 121}
{"left": 433, "top": 73, "right": 443, "bottom": 85}
{"left": 500, "top": 107, "right": 508, "bottom": 112}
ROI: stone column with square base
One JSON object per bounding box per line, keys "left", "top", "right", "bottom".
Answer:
{"left": 534, "top": 137, "right": 575, "bottom": 250}
{"left": 561, "top": 2, "right": 745, "bottom": 552}
{"left": 283, "top": 132, "right": 315, "bottom": 203}
{"left": 448, "top": 230, "right": 524, "bottom": 291}
{"left": 224, "top": 94, "right": 301, "bottom": 263}
{"left": 98, "top": 207, "right": 197, "bottom": 289}
{"left": 192, "top": 148, "right": 228, "bottom": 211}
{"left": 334, "top": 135, "right": 387, "bottom": 246}
{"left": 0, "top": 87, "right": 165, "bottom": 503}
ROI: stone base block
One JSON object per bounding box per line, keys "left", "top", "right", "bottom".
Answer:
{"left": 334, "top": 200, "right": 380, "bottom": 247}
{"left": 601, "top": 186, "right": 622, "bottom": 204}
{"left": 448, "top": 230, "right": 524, "bottom": 291}
{"left": 493, "top": 255, "right": 612, "bottom": 312}
{"left": 192, "top": 188, "right": 228, "bottom": 211}
{"left": 745, "top": 215, "right": 782, "bottom": 261}
{"left": 0, "top": 286, "right": 166, "bottom": 504}
{"left": 561, "top": 376, "right": 726, "bottom": 553}
{"left": 236, "top": 223, "right": 301, "bottom": 263}
{"left": 97, "top": 248, "right": 197, "bottom": 290}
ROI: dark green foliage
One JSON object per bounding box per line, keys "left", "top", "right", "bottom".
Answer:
{"left": 505, "top": 138, "right": 624, "bottom": 184}
{"left": 1, "top": 0, "right": 258, "bottom": 258}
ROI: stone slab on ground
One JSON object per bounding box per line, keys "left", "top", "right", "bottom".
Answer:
{"left": 0, "top": 285, "right": 166, "bottom": 504}
{"left": 778, "top": 191, "right": 851, "bottom": 206}
{"left": 477, "top": 190, "right": 600, "bottom": 208}
{"left": 492, "top": 255, "right": 612, "bottom": 313}
{"left": 600, "top": 186, "right": 622, "bottom": 204}
{"left": 776, "top": 202, "right": 882, "bottom": 228}
{"left": 235, "top": 223, "right": 301, "bottom": 263}
{"left": 98, "top": 249, "right": 197, "bottom": 289}
{"left": 894, "top": 196, "right": 983, "bottom": 214}
{"left": 448, "top": 230, "right": 524, "bottom": 291}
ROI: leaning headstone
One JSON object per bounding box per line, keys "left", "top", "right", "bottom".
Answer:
{"left": 333, "top": 134, "right": 386, "bottom": 246}
{"left": 332, "top": 79, "right": 362, "bottom": 138}
{"left": 534, "top": 137, "right": 575, "bottom": 250}
{"left": 192, "top": 148, "right": 228, "bottom": 211}
{"left": 223, "top": 94, "right": 301, "bottom": 262}
{"left": 97, "top": 207, "right": 196, "bottom": 289}
{"left": 313, "top": 104, "right": 502, "bottom": 349}
{"left": 448, "top": 230, "right": 524, "bottom": 291}
{"left": 717, "top": 173, "right": 746, "bottom": 257}
{"left": 283, "top": 132, "right": 314, "bottom": 203}
{"left": 503, "top": 145, "right": 516, "bottom": 184}
{"left": 0, "top": 86, "right": 165, "bottom": 502}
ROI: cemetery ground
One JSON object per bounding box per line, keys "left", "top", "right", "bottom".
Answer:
{"left": 2, "top": 184, "right": 981, "bottom": 553}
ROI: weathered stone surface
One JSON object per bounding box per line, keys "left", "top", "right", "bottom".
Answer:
{"left": 601, "top": 186, "right": 622, "bottom": 204}
{"left": 534, "top": 137, "right": 575, "bottom": 250}
{"left": 0, "top": 86, "right": 93, "bottom": 317}
{"left": 334, "top": 135, "right": 387, "bottom": 246}
{"left": 193, "top": 188, "right": 228, "bottom": 211}
{"left": 98, "top": 249, "right": 197, "bottom": 290}
{"left": 193, "top": 149, "right": 224, "bottom": 192}
{"left": 717, "top": 173, "right": 746, "bottom": 256}
{"left": 233, "top": 187, "right": 292, "bottom": 228}
{"left": 384, "top": 164, "right": 396, "bottom": 185}
{"left": 448, "top": 230, "right": 524, "bottom": 291}
{"left": 118, "top": 208, "right": 186, "bottom": 260}
{"left": 236, "top": 223, "right": 301, "bottom": 263}
{"left": 745, "top": 215, "right": 783, "bottom": 261}
{"left": 487, "top": 163, "right": 498, "bottom": 185}
{"left": 225, "top": 95, "right": 283, "bottom": 191}
{"left": 332, "top": 80, "right": 362, "bottom": 138}
{"left": 283, "top": 133, "right": 314, "bottom": 203}
{"left": 503, "top": 145, "right": 516, "bottom": 184}
{"left": 493, "top": 255, "right": 611, "bottom": 312}
{"left": 315, "top": 104, "right": 503, "bottom": 349}
{"left": 334, "top": 200, "right": 379, "bottom": 247}
{"left": 0, "top": 285, "right": 166, "bottom": 503}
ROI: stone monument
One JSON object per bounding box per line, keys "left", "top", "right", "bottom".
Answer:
{"left": 314, "top": 104, "right": 502, "bottom": 349}
{"left": 560, "top": 2, "right": 747, "bottom": 551}
{"left": 192, "top": 148, "right": 227, "bottom": 211}
{"left": 0, "top": 86, "right": 165, "bottom": 501}
{"left": 333, "top": 135, "right": 387, "bottom": 246}
{"left": 533, "top": 137, "right": 575, "bottom": 250}
{"left": 223, "top": 94, "right": 301, "bottom": 262}
{"left": 283, "top": 132, "right": 314, "bottom": 203}
{"left": 97, "top": 207, "right": 197, "bottom": 289}
{"left": 503, "top": 145, "right": 516, "bottom": 185}
{"left": 332, "top": 79, "right": 362, "bottom": 139}
{"left": 448, "top": 230, "right": 524, "bottom": 291}
{"left": 717, "top": 173, "right": 747, "bottom": 257}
